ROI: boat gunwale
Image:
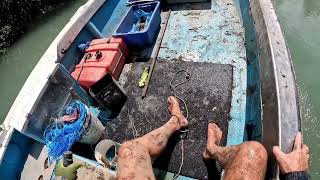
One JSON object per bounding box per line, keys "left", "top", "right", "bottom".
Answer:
{"left": 0, "top": 0, "right": 301, "bottom": 179}
{"left": 250, "top": 0, "right": 301, "bottom": 178}
{"left": 0, "top": 0, "right": 106, "bottom": 164}
{"left": 3, "top": 0, "right": 106, "bottom": 132}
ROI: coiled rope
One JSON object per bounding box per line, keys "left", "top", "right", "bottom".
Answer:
{"left": 133, "top": 68, "right": 191, "bottom": 179}
{"left": 44, "top": 100, "right": 87, "bottom": 163}
{"left": 169, "top": 69, "right": 191, "bottom": 180}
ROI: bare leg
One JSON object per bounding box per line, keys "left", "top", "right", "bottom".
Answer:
{"left": 117, "top": 96, "right": 188, "bottom": 180}
{"left": 203, "top": 123, "right": 267, "bottom": 180}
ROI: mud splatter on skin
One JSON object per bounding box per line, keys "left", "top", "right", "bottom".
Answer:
{"left": 119, "top": 172, "right": 136, "bottom": 180}
{"left": 139, "top": 154, "right": 147, "bottom": 160}
{"left": 104, "top": 60, "right": 232, "bottom": 179}
{"left": 119, "top": 146, "right": 134, "bottom": 159}
{"left": 157, "top": 141, "right": 164, "bottom": 147}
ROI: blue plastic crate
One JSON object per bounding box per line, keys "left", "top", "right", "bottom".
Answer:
{"left": 126, "top": 0, "right": 158, "bottom": 5}
{"left": 113, "top": 2, "right": 161, "bottom": 49}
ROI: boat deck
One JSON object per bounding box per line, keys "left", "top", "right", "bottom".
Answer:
{"left": 14, "top": 0, "right": 247, "bottom": 179}
{"left": 105, "top": 61, "right": 233, "bottom": 179}
{"left": 102, "top": 0, "right": 246, "bottom": 179}
{"left": 20, "top": 140, "right": 116, "bottom": 180}
{"left": 20, "top": 141, "right": 55, "bottom": 180}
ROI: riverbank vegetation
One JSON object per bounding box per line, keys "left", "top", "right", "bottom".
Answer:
{"left": 0, "top": 0, "right": 70, "bottom": 55}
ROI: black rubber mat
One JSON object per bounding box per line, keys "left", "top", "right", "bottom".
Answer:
{"left": 103, "top": 60, "right": 233, "bottom": 179}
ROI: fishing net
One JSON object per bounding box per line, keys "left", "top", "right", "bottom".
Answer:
{"left": 44, "top": 100, "right": 87, "bottom": 163}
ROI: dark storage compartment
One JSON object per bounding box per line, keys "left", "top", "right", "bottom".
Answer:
{"left": 89, "top": 74, "right": 127, "bottom": 118}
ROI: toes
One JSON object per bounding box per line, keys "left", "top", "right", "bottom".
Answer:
{"left": 205, "top": 123, "right": 220, "bottom": 160}
{"left": 207, "top": 123, "right": 222, "bottom": 145}
{"left": 167, "top": 96, "right": 188, "bottom": 128}
{"left": 167, "top": 96, "right": 175, "bottom": 110}
{"left": 216, "top": 131, "right": 222, "bottom": 145}
{"left": 207, "top": 124, "right": 215, "bottom": 147}
{"left": 167, "top": 96, "right": 180, "bottom": 115}
{"left": 211, "top": 123, "right": 221, "bottom": 132}
{"left": 168, "top": 96, "right": 178, "bottom": 106}
{"left": 167, "top": 96, "right": 174, "bottom": 104}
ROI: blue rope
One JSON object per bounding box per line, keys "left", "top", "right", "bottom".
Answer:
{"left": 44, "top": 100, "right": 87, "bottom": 163}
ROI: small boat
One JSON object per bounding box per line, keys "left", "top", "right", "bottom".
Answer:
{"left": 0, "top": 0, "right": 300, "bottom": 179}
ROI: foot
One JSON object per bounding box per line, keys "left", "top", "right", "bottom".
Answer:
{"left": 203, "top": 123, "right": 222, "bottom": 159}
{"left": 167, "top": 96, "right": 188, "bottom": 129}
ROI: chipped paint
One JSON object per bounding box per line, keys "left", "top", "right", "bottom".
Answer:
{"left": 158, "top": 0, "right": 247, "bottom": 146}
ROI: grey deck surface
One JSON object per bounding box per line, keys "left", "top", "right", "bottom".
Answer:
{"left": 104, "top": 60, "right": 233, "bottom": 179}
{"left": 20, "top": 141, "right": 55, "bottom": 180}
{"left": 20, "top": 140, "right": 116, "bottom": 180}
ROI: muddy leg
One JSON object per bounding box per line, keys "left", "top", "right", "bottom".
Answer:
{"left": 203, "top": 123, "right": 267, "bottom": 180}
{"left": 117, "top": 96, "right": 188, "bottom": 180}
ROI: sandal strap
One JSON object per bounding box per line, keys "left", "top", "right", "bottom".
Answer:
{"left": 171, "top": 114, "right": 180, "bottom": 121}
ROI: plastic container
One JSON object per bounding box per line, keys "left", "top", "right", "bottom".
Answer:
{"left": 78, "top": 107, "right": 104, "bottom": 145}
{"left": 113, "top": 2, "right": 161, "bottom": 48}
{"left": 165, "top": 0, "right": 206, "bottom": 3}
{"left": 89, "top": 73, "right": 127, "bottom": 118}
{"left": 94, "top": 139, "right": 120, "bottom": 169}
{"left": 126, "top": 0, "right": 158, "bottom": 5}
{"left": 87, "top": 38, "right": 129, "bottom": 57}
{"left": 71, "top": 38, "right": 128, "bottom": 90}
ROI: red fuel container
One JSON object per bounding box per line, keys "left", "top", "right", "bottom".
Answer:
{"left": 72, "top": 38, "right": 128, "bottom": 90}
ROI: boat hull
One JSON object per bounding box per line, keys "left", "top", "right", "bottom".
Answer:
{"left": 0, "top": 0, "right": 300, "bottom": 179}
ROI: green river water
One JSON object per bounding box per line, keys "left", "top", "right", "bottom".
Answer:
{"left": 0, "top": 0, "right": 319, "bottom": 178}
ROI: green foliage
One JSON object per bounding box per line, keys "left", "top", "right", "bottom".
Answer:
{"left": 0, "top": 0, "right": 66, "bottom": 53}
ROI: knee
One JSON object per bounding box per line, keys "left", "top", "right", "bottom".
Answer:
{"left": 119, "top": 140, "right": 136, "bottom": 159}
{"left": 241, "top": 141, "right": 268, "bottom": 160}
{"left": 118, "top": 140, "right": 146, "bottom": 159}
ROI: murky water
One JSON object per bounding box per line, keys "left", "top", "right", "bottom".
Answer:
{"left": 273, "top": 0, "right": 320, "bottom": 178}
{"left": 0, "top": 0, "right": 87, "bottom": 121}
{"left": 0, "top": 0, "right": 319, "bottom": 177}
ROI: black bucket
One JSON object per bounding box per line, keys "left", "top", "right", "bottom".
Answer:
{"left": 89, "top": 74, "right": 127, "bottom": 118}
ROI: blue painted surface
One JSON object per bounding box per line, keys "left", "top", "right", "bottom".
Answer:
{"left": 113, "top": 2, "right": 161, "bottom": 48}
{"left": 0, "top": 130, "right": 32, "bottom": 180}
{"left": 61, "top": 28, "right": 94, "bottom": 71}
{"left": 158, "top": 0, "right": 247, "bottom": 146}
{"left": 237, "top": 0, "right": 262, "bottom": 141}
{"left": 86, "top": 21, "right": 104, "bottom": 39}
{"left": 90, "top": 0, "right": 122, "bottom": 33}
{"left": 61, "top": 0, "right": 129, "bottom": 71}
{"left": 0, "top": 0, "right": 263, "bottom": 178}
{"left": 101, "top": 0, "right": 130, "bottom": 36}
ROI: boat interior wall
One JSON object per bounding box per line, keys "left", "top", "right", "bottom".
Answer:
{"left": 93, "top": 0, "right": 129, "bottom": 36}
{"left": 0, "top": 130, "right": 31, "bottom": 179}
{"left": 57, "top": 0, "right": 106, "bottom": 61}
{"left": 3, "top": 0, "right": 105, "bottom": 135}
{"left": 24, "top": 65, "right": 91, "bottom": 143}
{"left": 61, "top": 29, "right": 95, "bottom": 71}
{"left": 61, "top": 0, "right": 130, "bottom": 72}
{"left": 250, "top": 0, "right": 300, "bottom": 178}
{"left": 0, "top": 129, "right": 110, "bottom": 180}
{"left": 238, "top": 0, "right": 262, "bottom": 141}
